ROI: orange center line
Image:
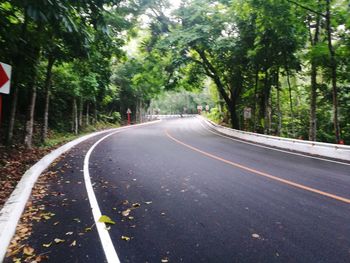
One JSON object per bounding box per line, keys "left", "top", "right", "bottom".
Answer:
{"left": 165, "top": 130, "right": 350, "bottom": 205}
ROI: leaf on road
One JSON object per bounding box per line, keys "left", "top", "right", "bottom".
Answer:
{"left": 161, "top": 257, "right": 169, "bottom": 262}
{"left": 128, "top": 216, "right": 134, "bottom": 220}
{"left": 98, "top": 215, "right": 116, "bottom": 225}
{"left": 42, "top": 242, "right": 52, "bottom": 248}
{"left": 23, "top": 246, "right": 34, "bottom": 256}
{"left": 65, "top": 232, "right": 73, "bottom": 235}
{"left": 121, "top": 236, "right": 130, "bottom": 241}
{"left": 70, "top": 240, "right": 77, "bottom": 247}
{"left": 122, "top": 209, "right": 131, "bottom": 217}
{"left": 144, "top": 201, "right": 152, "bottom": 205}
{"left": 41, "top": 212, "right": 55, "bottom": 220}
{"left": 54, "top": 238, "right": 65, "bottom": 244}
{"left": 132, "top": 203, "right": 141, "bottom": 208}
{"left": 252, "top": 233, "right": 260, "bottom": 239}
{"left": 122, "top": 200, "right": 129, "bottom": 205}
{"left": 53, "top": 221, "right": 60, "bottom": 226}
{"left": 73, "top": 218, "right": 81, "bottom": 223}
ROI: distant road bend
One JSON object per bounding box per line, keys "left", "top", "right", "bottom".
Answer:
{"left": 17, "top": 116, "right": 350, "bottom": 263}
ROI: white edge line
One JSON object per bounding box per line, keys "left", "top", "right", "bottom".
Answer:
{"left": 83, "top": 131, "right": 121, "bottom": 263}
{"left": 0, "top": 120, "right": 161, "bottom": 262}
{"left": 198, "top": 118, "right": 350, "bottom": 166}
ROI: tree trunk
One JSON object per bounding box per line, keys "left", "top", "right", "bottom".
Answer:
{"left": 24, "top": 85, "right": 37, "bottom": 149}
{"left": 86, "top": 102, "right": 90, "bottom": 126}
{"left": 93, "top": 101, "right": 97, "bottom": 124}
{"left": 309, "top": 62, "right": 317, "bottom": 141}
{"left": 23, "top": 50, "right": 41, "bottom": 148}
{"left": 7, "top": 81, "right": 18, "bottom": 144}
{"left": 286, "top": 68, "right": 295, "bottom": 137}
{"left": 308, "top": 13, "right": 320, "bottom": 142}
{"left": 195, "top": 49, "right": 235, "bottom": 126}
{"left": 72, "top": 98, "right": 78, "bottom": 134}
{"left": 41, "top": 56, "right": 55, "bottom": 144}
{"left": 79, "top": 97, "right": 83, "bottom": 128}
{"left": 253, "top": 70, "right": 259, "bottom": 132}
{"left": 325, "top": 0, "right": 340, "bottom": 143}
{"left": 229, "top": 100, "right": 239, "bottom": 130}
{"left": 276, "top": 71, "right": 282, "bottom": 136}
{"left": 260, "top": 69, "right": 271, "bottom": 134}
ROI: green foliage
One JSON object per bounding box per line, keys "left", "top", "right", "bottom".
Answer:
{"left": 0, "top": 0, "right": 349, "bottom": 146}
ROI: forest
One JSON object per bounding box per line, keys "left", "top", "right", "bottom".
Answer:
{"left": 0, "top": 0, "right": 349, "bottom": 149}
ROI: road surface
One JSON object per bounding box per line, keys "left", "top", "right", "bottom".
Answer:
{"left": 7, "top": 117, "right": 350, "bottom": 262}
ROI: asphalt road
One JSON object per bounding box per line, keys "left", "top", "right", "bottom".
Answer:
{"left": 9, "top": 117, "right": 350, "bottom": 262}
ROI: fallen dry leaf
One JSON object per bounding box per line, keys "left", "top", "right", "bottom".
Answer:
{"left": 121, "top": 236, "right": 130, "bottom": 241}
{"left": 54, "top": 238, "right": 65, "bottom": 244}
{"left": 42, "top": 242, "right": 52, "bottom": 248}
{"left": 122, "top": 209, "right": 131, "bottom": 217}
{"left": 70, "top": 240, "right": 77, "bottom": 247}
{"left": 252, "top": 233, "right": 260, "bottom": 239}
{"left": 23, "top": 246, "right": 34, "bottom": 256}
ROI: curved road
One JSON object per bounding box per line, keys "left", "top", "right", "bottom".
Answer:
{"left": 10, "top": 117, "right": 350, "bottom": 262}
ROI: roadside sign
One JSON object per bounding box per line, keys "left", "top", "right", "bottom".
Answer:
{"left": 244, "top": 107, "right": 252, "bottom": 120}
{"left": 197, "top": 105, "right": 203, "bottom": 114}
{"left": 0, "top": 62, "right": 11, "bottom": 94}
{"left": 126, "top": 108, "right": 131, "bottom": 125}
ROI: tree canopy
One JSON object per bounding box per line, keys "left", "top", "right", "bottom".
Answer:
{"left": 0, "top": 0, "right": 349, "bottom": 147}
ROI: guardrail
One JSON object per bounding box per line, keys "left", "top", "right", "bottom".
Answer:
{"left": 199, "top": 116, "right": 350, "bottom": 162}
{"left": 146, "top": 114, "right": 196, "bottom": 119}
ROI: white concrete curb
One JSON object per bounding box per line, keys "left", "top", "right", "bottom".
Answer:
{"left": 199, "top": 116, "right": 350, "bottom": 162}
{"left": 0, "top": 121, "right": 160, "bottom": 261}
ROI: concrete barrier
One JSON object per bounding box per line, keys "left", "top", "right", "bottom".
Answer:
{"left": 199, "top": 116, "right": 350, "bottom": 162}
{"left": 146, "top": 114, "right": 196, "bottom": 120}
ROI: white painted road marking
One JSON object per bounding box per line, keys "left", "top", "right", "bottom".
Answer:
{"left": 84, "top": 130, "right": 122, "bottom": 263}
{"left": 82, "top": 119, "right": 161, "bottom": 263}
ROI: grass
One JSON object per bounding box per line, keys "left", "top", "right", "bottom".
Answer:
{"left": 40, "top": 121, "right": 121, "bottom": 148}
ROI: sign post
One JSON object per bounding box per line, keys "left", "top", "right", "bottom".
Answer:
{"left": 126, "top": 108, "right": 132, "bottom": 125}
{"left": 197, "top": 105, "right": 203, "bottom": 114}
{"left": 243, "top": 107, "right": 252, "bottom": 131}
{"left": 0, "top": 62, "right": 12, "bottom": 127}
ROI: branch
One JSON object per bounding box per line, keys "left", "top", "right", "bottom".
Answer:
{"left": 285, "top": 0, "right": 325, "bottom": 17}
